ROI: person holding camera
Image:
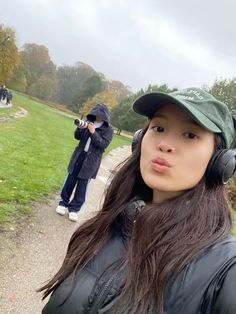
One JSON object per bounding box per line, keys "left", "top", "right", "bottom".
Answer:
{"left": 56, "top": 103, "right": 113, "bottom": 222}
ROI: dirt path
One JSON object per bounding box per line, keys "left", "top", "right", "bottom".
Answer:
{"left": 0, "top": 145, "right": 131, "bottom": 314}
{"left": 0, "top": 106, "right": 27, "bottom": 122}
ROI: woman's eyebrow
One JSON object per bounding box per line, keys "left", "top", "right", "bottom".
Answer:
{"left": 153, "top": 113, "right": 199, "bottom": 125}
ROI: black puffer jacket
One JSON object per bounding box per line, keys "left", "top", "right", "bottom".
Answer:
{"left": 67, "top": 104, "right": 113, "bottom": 179}
{"left": 42, "top": 200, "right": 236, "bottom": 314}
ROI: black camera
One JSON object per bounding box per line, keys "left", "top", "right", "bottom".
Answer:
{"left": 74, "top": 119, "right": 88, "bottom": 128}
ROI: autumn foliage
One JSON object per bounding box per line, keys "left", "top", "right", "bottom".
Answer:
{"left": 0, "top": 25, "right": 20, "bottom": 84}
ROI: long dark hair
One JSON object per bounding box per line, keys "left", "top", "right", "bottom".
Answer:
{"left": 39, "top": 125, "right": 232, "bottom": 313}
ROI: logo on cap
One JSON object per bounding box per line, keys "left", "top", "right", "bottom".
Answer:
{"left": 178, "top": 89, "right": 204, "bottom": 100}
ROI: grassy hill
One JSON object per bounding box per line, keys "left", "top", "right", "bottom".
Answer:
{"left": 0, "top": 91, "right": 131, "bottom": 223}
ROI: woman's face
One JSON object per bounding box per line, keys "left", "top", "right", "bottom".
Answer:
{"left": 140, "top": 103, "right": 215, "bottom": 203}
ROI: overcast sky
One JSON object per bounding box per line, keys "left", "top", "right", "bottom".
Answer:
{"left": 0, "top": 0, "right": 235, "bottom": 92}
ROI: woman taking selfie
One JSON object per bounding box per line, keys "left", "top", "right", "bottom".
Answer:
{"left": 40, "top": 87, "right": 236, "bottom": 314}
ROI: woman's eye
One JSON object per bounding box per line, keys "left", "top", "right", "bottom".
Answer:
{"left": 185, "top": 132, "right": 197, "bottom": 139}
{"left": 152, "top": 126, "right": 164, "bottom": 133}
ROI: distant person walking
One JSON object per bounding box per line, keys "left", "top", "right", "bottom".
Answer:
{"left": 1, "top": 85, "right": 8, "bottom": 101}
{"left": 0, "top": 85, "right": 3, "bottom": 101}
{"left": 56, "top": 103, "right": 113, "bottom": 222}
{"left": 6, "top": 90, "right": 13, "bottom": 105}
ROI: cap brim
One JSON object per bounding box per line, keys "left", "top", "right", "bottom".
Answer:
{"left": 133, "top": 92, "right": 221, "bottom": 133}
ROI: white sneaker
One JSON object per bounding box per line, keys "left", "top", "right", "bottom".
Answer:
{"left": 68, "top": 212, "right": 78, "bottom": 222}
{"left": 56, "top": 205, "right": 68, "bottom": 216}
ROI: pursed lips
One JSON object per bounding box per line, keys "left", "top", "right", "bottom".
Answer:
{"left": 151, "top": 157, "right": 171, "bottom": 172}
{"left": 151, "top": 157, "right": 171, "bottom": 167}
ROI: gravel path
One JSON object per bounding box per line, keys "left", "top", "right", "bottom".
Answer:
{"left": 0, "top": 145, "right": 131, "bottom": 314}
{"left": 0, "top": 100, "right": 12, "bottom": 108}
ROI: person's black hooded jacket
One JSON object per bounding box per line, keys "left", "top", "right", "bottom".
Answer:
{"left": 67, "top": 103, "right": 113, "bottom": 179}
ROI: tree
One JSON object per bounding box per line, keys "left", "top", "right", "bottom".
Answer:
{"left": 28, "top": 75, "right": 58, "bottom": 101}
{"left": 56, "top": 65, "right": 81, "bottom": 105}
{"left": 54, "top": 62, "right": 133, "bottom": 114}
{"left": 55, "top": 62, "right": 99, "bottom": 109}
{"left": 8, "top": 66, "right": 27, "bottom": 92}
{"left": 72, "top": 75, "right": 106, "bottom": 110}
{"left": 0, "top": 25, "right": 20, "bottom": 84}
{"left": 209, "top": 78, "right": 236, "bottom": 114}
{"left": 79, "top": 90, "right": 117, "bottom": 117}
{"left": 111, "top": 96, "right": 146, "bottom": 134}
{"left": 106, "top": 80, "right": 132, "bottom": 102}
{"left": 20, "top": 43, "right": 56, "bottom": 89}
{"left": 145, "top": 83, "right": 178, "bottom": 93}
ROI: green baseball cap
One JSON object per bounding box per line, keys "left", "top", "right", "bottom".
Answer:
{"left": 133, "top": 87, "right": 235, "bottom": 148}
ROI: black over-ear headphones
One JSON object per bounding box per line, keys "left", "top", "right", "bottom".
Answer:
{"left": 131, "top": 129, "right": 143, "bottom": 152}
{"left": 131, "top": 117, "right": 236, "bottom": 188}
{"left": 206, "top": 116, "right": 236, "bottom": 188}
{"left": 205, "top": 148, "right": 236, "bottom": 188}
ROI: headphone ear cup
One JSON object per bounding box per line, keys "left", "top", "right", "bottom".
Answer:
{"left": 206, "top": 149, "right": 236, "bottom": 187}
{"left": 132, "top": 129, "right": 143, "bottom": 152}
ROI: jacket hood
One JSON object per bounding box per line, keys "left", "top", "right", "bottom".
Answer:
{"left": 87, "top": 103, "right": 111, "bottom": 125}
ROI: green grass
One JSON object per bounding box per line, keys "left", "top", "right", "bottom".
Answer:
{"left": 0, "top": 203, "right": 17, "bottom": 222}
{"left": 0, "top": 91, "right": 131, "bottom": 223}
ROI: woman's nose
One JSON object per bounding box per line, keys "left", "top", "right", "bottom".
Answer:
{"left": 157, "top": 141, "right": 174, "bottom": 153}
